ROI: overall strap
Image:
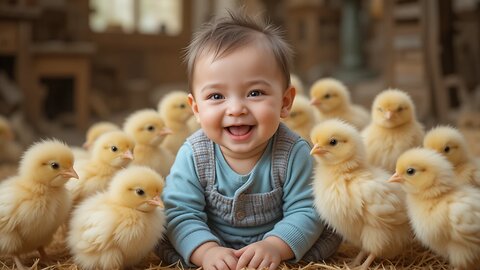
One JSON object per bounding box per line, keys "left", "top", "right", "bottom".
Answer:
{"left": 187, "top": 129, "right": 215, "bottom": 191}
{"left": 271, "top": 123, "right": 301, "bottom": 188}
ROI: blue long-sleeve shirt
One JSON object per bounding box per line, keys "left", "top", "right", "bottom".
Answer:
{"left": 163, "top": 133, "right": 322, "bottom": 265}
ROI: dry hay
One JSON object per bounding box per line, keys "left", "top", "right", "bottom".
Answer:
{"left": 0, "top": 228, "right": 450, "bottom": 270}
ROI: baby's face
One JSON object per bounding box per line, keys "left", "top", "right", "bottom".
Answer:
{"left": 189, "top": 41, "right": 294, "bottom": 159}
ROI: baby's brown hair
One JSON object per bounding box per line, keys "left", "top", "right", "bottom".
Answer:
{"left": 184, "top": 10, "right": 293, "bottom": 91}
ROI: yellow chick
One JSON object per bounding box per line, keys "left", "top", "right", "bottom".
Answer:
{"left": 158, "top": 91, "right": 193, "bottom": 155}
{"left": 389, "top": 148, "right": 480, "bottom": 270}
{"left": 83, "top": 121, "right": 120, "bottom": 150}
{"left": 187, "top": 115, "right": 201, "bottom": 134}
{"left": 124, "top": 109, "right": 174, "bottom": 177}
{"left": 362, "top": 89, "right": 425, "bottom": 172}
{"left": 309, "top": 78, "right": 370, "bottom": 130}
{"left": 283, "top": 95, "right": 316, "bottom": 144}
{"left": 310, "top": 119, "right": 411, "bottom": 269}
{"left": 0, "top": 140, "right": 78, "bottom": 270}
{"left": 71, "top": 122, "right": 121, "bottom": 161}
{"left": 67, "top": 131, "right": 134, "bottom": 205}
{"left": 67, "top": 165, "right": 165, "bottom": 270}
{"left": 423, "top": 125, "right": 480, "bottom": 187}
{"left": 290, "top": 73, "right": 305, "bottom": 96}
{"left": 0, "top": 115, "right": 22, "bottom": 164}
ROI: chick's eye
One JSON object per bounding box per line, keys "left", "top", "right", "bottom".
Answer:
{"left": 377, "top": 107, "right": 383, "bottom": 112}
{"left": 50, "top": 162, "right": 59, "bottom": 170}
{"left": 135, "top": 188, "right": 145, "bottom": 196}
{"left": 324, "top": 94, "right": 331, "bottom": 99}
{"left": 290, "top": 112, "right": 297, "bottom": 117}
{"left": 248, "top": 90, "right": 262, "bottom": 97}
{"left": 111, "top": 146, "right": 118, "bottom": 152}
{"left": 329, "top": 139, "right": 338, "bottom": 146}
{"left": 444, "top": 146, "right": 450, "bottom": 153}
{"left": 406, "top": 168, "right": 416, "bottom": 175}
{"left": 397, "top": 107, "right": 404, "bottom": 112}
{"left": 179, "top": 104, "right": 186, "bottom": 109}
{"left": 147, "top": 125, "right": 155, "bottom": 131}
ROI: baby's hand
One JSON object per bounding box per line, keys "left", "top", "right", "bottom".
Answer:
{"left": 234, "top": 239, "right": 281, "bottom": 270}
{"left": 203, "top": 246, "right": 238, "bottom": 270}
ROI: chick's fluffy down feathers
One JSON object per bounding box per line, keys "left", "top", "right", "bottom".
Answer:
{"left": 311, "top": 120, "right": 411, "bottom": 262}
{"left": 0, "top": 140, "right": 74, "bottom": 255}
{"left": 309, "top": 78, "right": 370, "bottom": 130}
{"left": 67, "top": 166, "right": 166, "bottom": 270}
{"left": 423, "top": 125, "right": 480, "bottom": 187}
{"left": 362, "top": 89, "right": 424, "bottom": 172}
{"left": 393, "top": 148, "right": 480, "bottom": 269}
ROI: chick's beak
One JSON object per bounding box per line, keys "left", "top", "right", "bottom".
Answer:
{"left": 385, "top": 111, "right": 393, "bottom": 120}
{"left": 147, "top": 195, "right": 164, "bottom": 208}
{"left": 310, "top": 144, "right": 327, "bottom": 156}
{"left": 82, "top": 141, "right": 90, "bottom": 149}
{"left": 310, "top": 98, "right": 320, "bottom": 106}
{"left": 157, "top": 128, "right": 173, "bottom": 137}
{"left": 122, "top": 150, "right": 134, "bottom": 160}
{"left": 61, "top": 167, "right": 79, "bottom": 179}
{"left": 388, "top": 172, "right": 404, "bottom": 183}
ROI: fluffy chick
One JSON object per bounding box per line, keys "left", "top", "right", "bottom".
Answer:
{"left": 158, "top": 91, "right": 193, "bottom": 155}
{"left": 283, "top": 95, "right": 317, "bottom": 144}
{"left": 0, "top": 115, "right": 22, "bottom": 164}
{"left": 310, "top": 119, "right": 411, "bottom": 269}
{"left": 83, "top": 121, "right": 120, "bottom": 150}
{"left": 0, "top": 140, "right": 77, "bottom": 270}
{"left": 423, "top": 126, "right": 480, "bottom": 187}
{"left": 389, "top": 148, "right": 480, "bottom": 270}
{"left": 124, "top": 109, "right": 174, "bottom": 177}
{"left": 67, "top": 165, "right": 165, "bottom": 270}
{"left": 309, "top": 78, "right": 370, "bottom": 130}
{"left": 290, "top": 73, "right": 305, "bottom": 96}
{"left": 72, "top": 122, "right": 121, "bottom": 161}
{"left": 362, "top": 89, "right": 425, "bottom": 172}
{"left": 67, "top": 131, "right": 134, "bottom": 205}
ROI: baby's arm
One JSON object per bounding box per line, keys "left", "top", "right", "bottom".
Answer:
{"left": 164, "top": 144, "right": 224, "bottom": 267}
{"left": 234, "top": 236, "right": 293, "bottom": 270}
{"left": 262, "top": 140, "right": 323, "bottom": 260}
{"left": 191, "top": 241, "right": 238, "bottom": 270}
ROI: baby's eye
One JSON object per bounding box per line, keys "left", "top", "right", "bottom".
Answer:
{"left": 248, "top": 90, "right": 262, "bottom": 97}
{"left": 208, "top": 93, "right": 224, "bottom": 100}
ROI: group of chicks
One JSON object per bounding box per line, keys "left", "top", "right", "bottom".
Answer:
{"left": 1, "top": 75, "right": 479, "bottom": 270}
{"left": 290, "top": 77, "right": 480, "bottom": 270}
{"left": 0, "top": 91, "right": 197, "bottom": 270}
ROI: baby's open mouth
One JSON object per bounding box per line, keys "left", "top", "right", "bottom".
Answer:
{"left": 226, "top": 125, "right": 253, "bottom": 136}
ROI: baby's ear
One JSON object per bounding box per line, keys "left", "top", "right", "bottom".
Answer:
{"left": 187, "top": 94, "right": 201, "bottom": 122}
{"left": 280, "top": 86, "right": 296, "bottom": 118}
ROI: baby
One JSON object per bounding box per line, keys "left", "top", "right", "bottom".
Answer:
{"left": 156, "top": 10, "right": 341, "bottom": 270}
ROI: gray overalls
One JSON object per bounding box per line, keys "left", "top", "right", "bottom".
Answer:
{"left": 156, "top": 124, "right": 341, "bottom": 265}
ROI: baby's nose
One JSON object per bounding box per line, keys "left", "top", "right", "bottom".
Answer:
{"left": 226, "top": 99, "right": 248, "bottom": 116}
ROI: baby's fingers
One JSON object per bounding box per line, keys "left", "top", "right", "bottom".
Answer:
{"left": 224, "top": 254, "right": 238, "bottom": 270}
{"left": 236, "top": 249, "right": 254, "bottom": 270}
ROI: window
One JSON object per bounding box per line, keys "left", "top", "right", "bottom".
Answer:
{"left": 89, "top": 0, "right": 182, "bottom": 35}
